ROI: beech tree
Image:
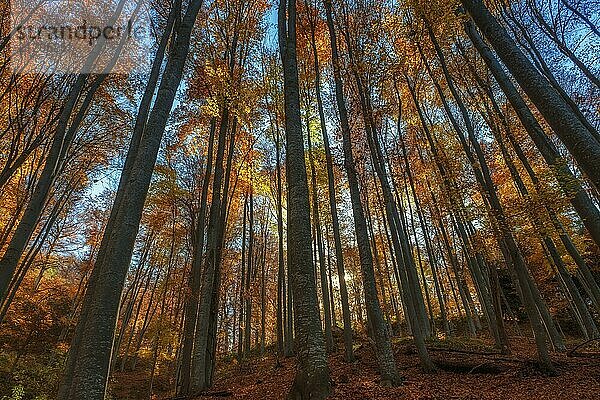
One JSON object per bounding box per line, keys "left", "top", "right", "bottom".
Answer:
{"left": 1, "top": 0, "right": 599, "bottom": 398}
{"left": 279, "top": 0, "right": 331, "bottom": 397}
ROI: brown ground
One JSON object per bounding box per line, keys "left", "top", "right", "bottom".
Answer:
{"left": 112, "top": 336, "right": 600, "bottom": 400}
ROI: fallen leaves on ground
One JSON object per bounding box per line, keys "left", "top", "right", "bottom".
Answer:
{"left": 112, "top": 336, "right": 600, "bottom": 400}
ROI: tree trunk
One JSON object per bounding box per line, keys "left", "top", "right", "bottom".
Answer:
{"left": 279, "top": 0, "right": 330, "bottom": 398}
{"left": 191, "top": 105, "right": 230, "bottom": 393}
{"left": 461, "top": 0, "right": 600, "bottom": 191}
{"left": 59, "top": 2, "right": 202, "bottom": 398}
{"left": 324, "top": 0, "right": 407, "bottom": 381}
{"left": 464, "top": 19, "right": 600, "bottom": 249}
{"left": 178, "top": 117, "right": 217, "bottom": 396}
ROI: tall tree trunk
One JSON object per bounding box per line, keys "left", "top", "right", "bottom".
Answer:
{"left": 304, "top": 94, "right": 334, "bottom": 352}
{"left": 304, "top": 0, "right": 347, "bottom": 356}
{"left": 191, "top": 105, "right": 230, "bottom": 393}
{"left": 58, "top": 2, "right": 203, "bottom": 398}
{"left": 323, "top": 0, "right": 407, "bottom": 381}
{"left": 238, "top": 193, "right": 248, "bottom": 361}
{"left": 274, "top": 123, "right": 287, "bottom": 358}
{"left": 178, "top": 117, "right": 217, "bottom": 396}
{"left": 460, "top": 0, "right": 600, "bottom": 191}
{"left": 464, "top": 19, "right": 600, "bottom": 249}
{"left": 278, "top": 0, "right": 330, "bottom": 398}
{"left": 244, "top": 190, "right": 254, "bottom": 357}
{"left": 205, "top": 121, "right": 238, "bottom": 387}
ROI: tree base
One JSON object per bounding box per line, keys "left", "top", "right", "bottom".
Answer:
{"left": 421, "top": 360, "right": 437, "bottom": 373}
{"left": 380, "top": 374, "right": 404, "bottom": 387}
{"left": 287, "top": 367, "right": 331, "bottom": 400}
{"left": 538, "top": 361, "right": 559, "bottom": 377}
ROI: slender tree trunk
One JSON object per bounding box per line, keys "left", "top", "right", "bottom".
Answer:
{"left": 260, "top": 231, "right": 267, "bottom": 356}
{"left": 274, "top": 124, "right": 287, "bottom": 358}
{"left": 244, "top": 190, "right": 254, "bottom": 357}
{"left": 238, "top": 193, "right": 248, "bottom": 361}
{"left": 461, "top": 0, "right": 600, "bottom": 191}
{"left": 205, "top": 124, "right": 238, "bottom": 387}
{"left": 324, "top": 0, "right": 409, "bottom": 381}
{"left": 191, "top": 105, "right": 230, "bottom": 393}
{"left": 178, "top": 117, "right": 217, "bottom": 395}
{"left": 464, "top": 19, "right": 600, "bottom": 249}
{"left": 59, "top": 2, "right": 202, "bottom": 398}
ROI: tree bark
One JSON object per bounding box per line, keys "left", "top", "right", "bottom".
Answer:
{"left": 59, "top": 2, "right": 202, "bottom": 398}
{"left": 279, "top": 0, "right": 331, "bottom": 398}
{"left": 461, "top": 0, "right": 600, "bottom": 191}
{"left": 464, "top": 19, "right": 600, "bottom": 249}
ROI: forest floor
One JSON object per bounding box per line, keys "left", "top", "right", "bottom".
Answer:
{"left": 112, "top": 335, "right": 600, "bottom": 400}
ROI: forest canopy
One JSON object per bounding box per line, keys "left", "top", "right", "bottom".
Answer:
{"left": 0, "top": 0, "right": 599, "bottom": 399}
